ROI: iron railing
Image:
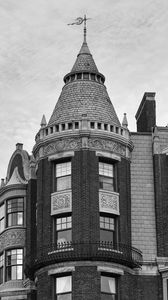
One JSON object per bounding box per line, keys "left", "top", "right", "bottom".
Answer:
{"left": 27, "top": 241, "right": 142, "bottom": 272}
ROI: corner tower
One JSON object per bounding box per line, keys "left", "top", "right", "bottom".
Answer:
{"left": 27, "top": 31, "right": 142, "bottom": 300}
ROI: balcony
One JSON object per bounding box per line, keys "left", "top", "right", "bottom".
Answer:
{"left": 28, "top": 241, "right": 142, "bottom": 273}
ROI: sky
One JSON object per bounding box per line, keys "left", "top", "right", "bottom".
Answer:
{"left": 0, "top": 0, "right": 168, "bottom": 179}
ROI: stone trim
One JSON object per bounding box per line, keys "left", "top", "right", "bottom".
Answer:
{"left": 51, "top": 190, "right": 72, "bottom": 215}
{"left": 97, "top": 266, "right": 124, "bottom": 275}
{"left": 99, "top": 190, "right": 120, "bottom": 215}
{"left": 48, "top": 151, "right": 75, "bottom": 161}
{"left": 48, "top": 266, "right": 75, "bottom": 275}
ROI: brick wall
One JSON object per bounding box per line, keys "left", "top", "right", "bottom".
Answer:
{"left": 37, "top": 271, "right": 52, "bottom": 300}
{"left": 154, "top": 154, "right": 168, "bottom": 256}
{"left": 118, "top": 158, "right": 131, "bottom": 245}
{"left": 131, "top": 133, "right": 157, "bottom": 260}
{"left": 25, "top": 179, "right": 37, "bottom": 279}
{"left": 73, "top": 266, "right": 100, "bottom": 300}
{"left": 36, "top": 158, "right": 52, "bottom": 253}
{"left": 72, "top": 150, "right": 99, "bottom": 242}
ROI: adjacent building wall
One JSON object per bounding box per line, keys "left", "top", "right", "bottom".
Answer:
{"left": 131, "top": 133, "right": 157, "bottom": 260}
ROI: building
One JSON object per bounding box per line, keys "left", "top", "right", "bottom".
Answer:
{"left": 0, "top": 28, "right": 168, "bottom": 300}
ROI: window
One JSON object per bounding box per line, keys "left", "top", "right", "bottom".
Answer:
{"left": 0, "top": 253, "right": 4, "bottom": 284}
{"left": 101, "top": 275, "right": 117, "bottom": 300}
{"left": 55, "top": 162, "right": 71, "bottom": 192}
{"left": 100, "top": 215, "right": 116, "bottom": 244}
{"left": 98, "top": 123, "right": 101, "bottom": 130}
{"left": 0, "top": 203, "right": 5, "bottom": 233}
{"left": 75, "top": 122, "right": 79, "bottom": 129}
{"left": 7, "top": 198, "right": 24, "bottom": 227}
{"left": 55, "top": 275, "right": 72, "bottom": 300}
{"left": 6, "top": 249, "right": 23, "bottom": 281}
{"left": 55, "top": 215, "right": 72, "bottom": 245}
{"left": 90, "top": 122, "right": 95, "bottom": 129}
{"left": 77, "top": 73, "right": 82, "bottom": 80}
{"left": 99, "top": 162, "right": 115, "bottom": 192}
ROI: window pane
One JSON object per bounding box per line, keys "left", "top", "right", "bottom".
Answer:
{"left": 100, "top": 229, "right": 114, "bottom": 244}
{"left": 99, "top": 176, "right": 114, "bottom": 191}
{"left": 0, "top": 204, "right": 4, "bottom": 219}
{"left": 17, "top": 266, "right": 23, "bottom": 279}
{"left": 57, "top": 229, "right": 72, "bottom": 244}
{"left": 101, "top": 276, "right": 116, "bottom": 294}
{"left": 56, "top": 162, "right": 71, "bottom": 177}
{"left": 18, "top": 212, "right": 23, "bottom": 225}
{"left": 57, "top": 176, "right": 71, "bottom": 191}
{"left": 99, "top": 163, "right": 113, "bottom": 177}
{"left": 56, "top": 276, "right": 72, "bottom": 293}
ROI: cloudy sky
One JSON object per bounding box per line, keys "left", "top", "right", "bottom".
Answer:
{"left": 0, "top": 0, "right": 168, "bottom": 179}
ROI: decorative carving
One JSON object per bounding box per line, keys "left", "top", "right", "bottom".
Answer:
{"left": 51, "top": 191, "right": 72, "bottom": 215}
{"left": 44, "top": 138, "right": 81, "bottom": 156}
{"left": 88, "top": 138, "right": 126, "bottom": 156}
{"left": 99, "top": 191, "right": 119, "bottom": 215}
{"left": 0, "top": 228, "right": 25, "bottom": 250}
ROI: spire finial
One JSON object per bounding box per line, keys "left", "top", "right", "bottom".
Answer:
{"left": 68, "top": 15, "right": 91, "bottom": 43}
{"left": 84, "top": 15, "right": 87, "bottom": 43}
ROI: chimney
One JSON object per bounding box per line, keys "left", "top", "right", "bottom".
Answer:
{"left": 135, "top": 92, "right": 156, "bottom": 133}
{"left": 16, "top": 143, "right": 23, "bottom": 150}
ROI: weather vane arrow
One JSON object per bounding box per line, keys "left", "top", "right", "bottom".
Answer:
{"left": 68, "top": 15, "right": 91, "bottom": 42}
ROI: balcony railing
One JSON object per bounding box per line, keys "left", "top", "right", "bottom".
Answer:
{"left": 27, "top": 241, "right": 142, "bottom": 273}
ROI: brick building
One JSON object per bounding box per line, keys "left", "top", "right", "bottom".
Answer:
{"left": 0, "top": 31, "right": 168, "bottom": 300}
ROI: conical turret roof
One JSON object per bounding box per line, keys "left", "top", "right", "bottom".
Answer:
{"left": 48, "top": 39, "right": 120, "bottom": 127}
{"left": 71, "top": 41, "right": 99, "bottom": 73}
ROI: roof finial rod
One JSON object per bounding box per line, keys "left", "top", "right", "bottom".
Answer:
{"left": 68, "top": 15, "right": 91, "bottom": 43}
{"left": 84, "top": 15, "right": 87, "bottom": 43}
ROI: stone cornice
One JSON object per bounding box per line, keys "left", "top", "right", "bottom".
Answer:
{"left": 33, "top": 130, "right": 133, "bottom": 162}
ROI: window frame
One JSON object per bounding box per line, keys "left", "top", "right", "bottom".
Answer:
{"left": 6, "top": 197, "right": 24, "bottom": 228}
{"left": 55, "top": 274, "right": 72, "bottom": 300}
{"left": 54, "top": 161, "right": 72, "bottom": 192}
{"left": 99, "top": 160, "right": 117, "bottom": 192}
{"left": 0, "top": 203, "right": 5, "bottom": 233}
{"left": 54, "top": 214, "right": 72, "bottom": 246}
{"left": 5, "top": 248, "right": 23, "bottom": 281}
{"left": 100, "top": 214, "right": 117, "bottom": 246}
{"left": 101, "top": 273, "right": 118, "bottom": 300}
{"left": 0, "top": 253, "right": 4, "bottom": 284}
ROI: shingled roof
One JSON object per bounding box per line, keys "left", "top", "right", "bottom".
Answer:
{"left": 48, "top": 40, "right": 120, "bottom": 127}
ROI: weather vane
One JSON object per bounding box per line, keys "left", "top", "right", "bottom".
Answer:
{"left": 68, "top": 15, "right": 91, "bottom": 42}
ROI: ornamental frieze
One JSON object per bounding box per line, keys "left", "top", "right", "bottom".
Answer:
{"left": 44, "top": 138, "right": 82, "bottom": 156}
{"left": 99, "top": 191, "right": 120, "bottom": 215}
{"left": 88, "top": 138, "right": 126, "bottom": 156}
{"left": 0, "top": 228, "right": 25, "bottom": 251}
{"left": 51, "top": 191, "right": 72, "bottom": 215}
